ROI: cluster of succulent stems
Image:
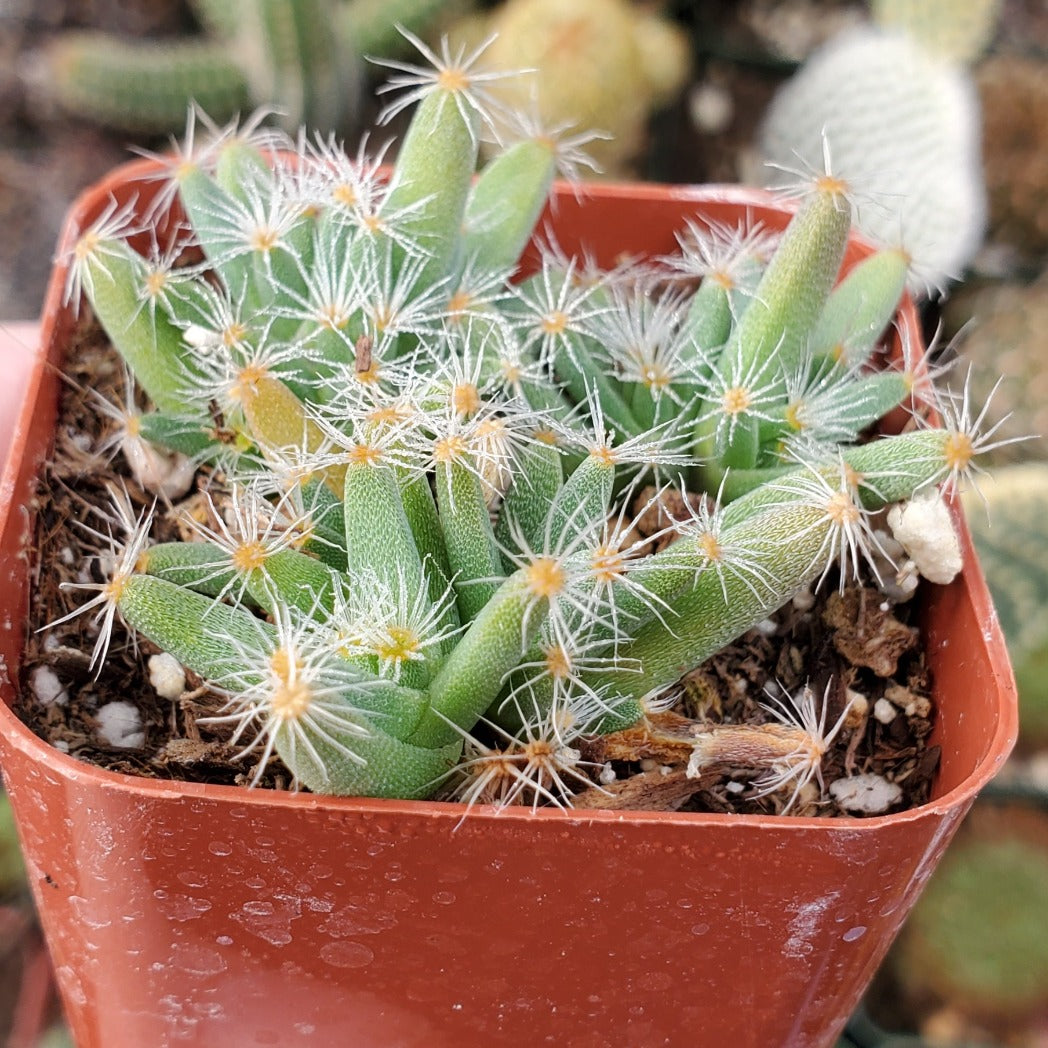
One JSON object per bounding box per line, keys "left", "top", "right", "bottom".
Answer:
{"left": 57, "top": 36, "right": 1003, "bottom": 813}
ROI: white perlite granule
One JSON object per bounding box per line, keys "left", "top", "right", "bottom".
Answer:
{"left": 95, "top": 701, "right": 145, "bottom": 748}
{"left": 30, "top": 665, "right": 68, "bottom": 707}
{"left": 148, "top": 652, "right": 186, "bottom": 700}
{"left": 887, "top": 489, "right": 963, "bottom": 585}
{"left": 829, "top": 773, "right": 903, "bottom": 814}
{"left": 872, "top": 698, "right": 897, "bottom": 725}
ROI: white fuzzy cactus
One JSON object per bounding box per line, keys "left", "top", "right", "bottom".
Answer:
{"left": 756, "top": 26, "right": 986, "bottom": 293}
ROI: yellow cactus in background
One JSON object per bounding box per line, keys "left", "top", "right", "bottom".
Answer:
{"left": 452, "top": 0, "right": 690, "bottom": 173}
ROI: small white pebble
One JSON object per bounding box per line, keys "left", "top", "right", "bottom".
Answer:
{"left": 659, "top": 765, "right": 673, "bottom": 777}
{"left": 30, "top": 665, "right": 68, "bottom": 707}
{"left": 892, "top": 562, "right": 921, "bottom": 599}
{"left": 148, "top": 652, "right": 186, "bottom": 700}
{"left": 725, "top": 780, "right": 746, "bottom": 795}
{"left": 843, "top": 690, "right": 869, "bottom": 729}
{"left": 845, "top": 688, "right": 868, "bottom": 709}
{"left": 791, "top": 587, "right": 816, "bottom": 612}
{"left": 830, "top": 774, "right": 903, "bottom": 814}
{"left": 53, "top": 740, "right": 70, "bottom": 753}
{"left": 887, "top": 490, "right": 963, "bottom": 585}
{"left": 95, "top": 701, "right": 145, "bottom": 749}
{"left": 59, "top": 546, "right": 75, "bottom": 566}
{"left": 755, "top": 618, "right": 777, "bottom": 636}
{"left": 872, "top": 698, "right": 897, "bottom": 724}
{"left": 905, "top": 697, "right": 933, "bottom": 719}
{"left": 598, "top": 762, "right": 617, "bottom": 785}
{"left": 640, "top": 758, "right": 659, "bottom": 773}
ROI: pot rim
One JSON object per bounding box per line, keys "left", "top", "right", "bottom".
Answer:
{"left": 0, "top": 158, "right": 1019, "bottom": 833}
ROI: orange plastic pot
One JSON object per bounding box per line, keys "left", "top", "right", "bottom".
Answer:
{"left": 0, "top": 162, "right": 1018, "bottom": 1048}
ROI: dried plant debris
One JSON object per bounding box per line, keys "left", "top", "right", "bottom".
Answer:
{"left": 19, "top": 332, "right": 937, "bottom": 816}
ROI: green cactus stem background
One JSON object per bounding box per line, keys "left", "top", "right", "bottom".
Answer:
{"left": 962, "top": 464, "right": 1048, "bottom": 751}
{"left": 887, "top": 802, "right": 1048, "bottom": 1034}
{"left": 40, "top": 0, "right": 453, "bottom": 135}
{"left": 0, "top": 792, "right": 26, "bottom": 901}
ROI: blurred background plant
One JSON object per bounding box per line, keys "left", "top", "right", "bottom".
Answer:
{"left": 1, "top": 788, "right": 62, "bottom": 1048}
{"left": 442, "top": 0, "right": 692, "bottom": 172}
{"left": 3, "top": 1, "right": 1048, "bottom": 1044}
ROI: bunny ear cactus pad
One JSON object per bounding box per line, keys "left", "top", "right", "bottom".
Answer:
{"left": 58, "top": 37, "right": 1001, "bottom": 808}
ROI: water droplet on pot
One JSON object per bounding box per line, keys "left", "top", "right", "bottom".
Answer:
{"left": 157, "top": 893, "right": 213, "bottom": 922}
{"left": 842, "top": 925, "right": 867, "bottom": 942}
{"left": 637, "top": 970, "right": 674, "bottom": 992}
{"left": 258, "top": 928, "right": 293, "bottom": 947}
{"left": 171, "top": 944, "right": 227, "bottom": 976}
{"left": 432, "top": 890, "right": 456, "bottom": 905}
{"left": 68, "top": 895, "right": 111, "bottom": 930}
{"left": 690, "top": 923, "right": 710, "bottom": 936}
{"left": 319, "top": 940, "right": 374, "bottom": 969}
{"left": 208, "top": 841, "right": 232, "bottom": 857}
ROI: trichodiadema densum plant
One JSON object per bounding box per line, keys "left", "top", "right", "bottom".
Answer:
{"left": 55, "top": 34, "right": 1015, "bottom": 813}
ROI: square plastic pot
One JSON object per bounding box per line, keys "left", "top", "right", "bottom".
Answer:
{"left": 0, "top": 161, "right": 1019, "bottom": 1048}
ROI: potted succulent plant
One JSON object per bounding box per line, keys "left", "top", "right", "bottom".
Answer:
{"left": 0, "top": 38, "right": 1018, "bottom": 1048}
